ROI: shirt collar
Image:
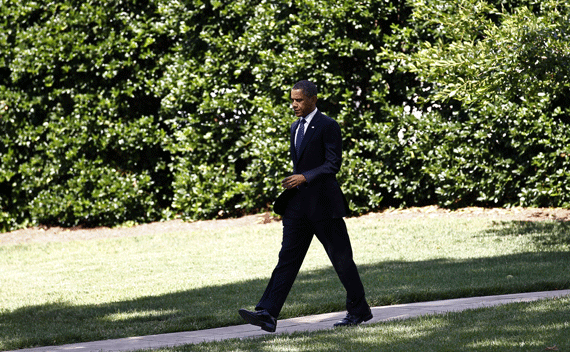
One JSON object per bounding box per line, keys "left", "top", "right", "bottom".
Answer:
{"left": 301, "top": 108, "right": 318, "bottom": 125}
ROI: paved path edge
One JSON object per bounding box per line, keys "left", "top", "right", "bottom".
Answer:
{"left": 8, "top": 290, "right": 570, "bottom": 352}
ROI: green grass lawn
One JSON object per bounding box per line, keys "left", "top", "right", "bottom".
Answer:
{"left": 1, "top": 215, "right": 569, "bottom": 350}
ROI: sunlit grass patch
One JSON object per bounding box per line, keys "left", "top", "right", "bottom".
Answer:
{"left": 1, "top": 216, "right": 568, "bottom": 350}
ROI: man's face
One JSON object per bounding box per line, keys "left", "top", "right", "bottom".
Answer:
{"left": 291, "top": 89, "right": 317, "bottom": 118}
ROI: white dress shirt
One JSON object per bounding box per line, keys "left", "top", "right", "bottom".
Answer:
{"left": 295, "top": 108, "right": 318, "bottom": 148}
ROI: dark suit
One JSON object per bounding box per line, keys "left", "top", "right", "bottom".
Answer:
{"left": 257, "top": 110, "right": 369, "bottom": 318}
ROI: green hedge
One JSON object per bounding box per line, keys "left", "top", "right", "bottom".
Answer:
{"left": 1, "top": 0, "right": 569, "bottom": 232}
{"left": 389, "top": 0, "right": 570, "bottom": 208}
{"left": 0, "top": 0, "right": 173, "bottom": 229}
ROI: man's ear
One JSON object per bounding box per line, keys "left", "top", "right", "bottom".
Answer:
{"left": 310, "top": 95, "right": 318, "bottom": 107}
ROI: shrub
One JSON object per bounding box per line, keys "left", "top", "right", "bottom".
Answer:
{"left": 1, "top": 0, "right": 568, "bottom": 231}
{"left": 388, "top": 0, "right": 570, "bottom": 208}
{"left": 0, "top": 0, "right": 174, "bottom": 229}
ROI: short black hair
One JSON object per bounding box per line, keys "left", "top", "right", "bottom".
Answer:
{"left": 293, "top": 80, "right": 318, "bottom": 98}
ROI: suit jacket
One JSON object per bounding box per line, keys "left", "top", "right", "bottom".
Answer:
{"left": 274, "top": 110, "right": 350, "bottom": 220}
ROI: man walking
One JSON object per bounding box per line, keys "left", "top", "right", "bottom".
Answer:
{"left": 238, "top": 80, "right": 372, "bottom": 332}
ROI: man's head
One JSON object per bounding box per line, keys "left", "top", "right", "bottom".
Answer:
{"left": 291, "top": 80, "right": 318, "bottom": 118}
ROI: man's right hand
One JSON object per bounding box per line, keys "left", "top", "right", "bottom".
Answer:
{"left": 282, "top": 174, "right": 307, "bottom": 189}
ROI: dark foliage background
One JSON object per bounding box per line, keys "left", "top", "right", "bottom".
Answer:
{"left": 1, "top": 0, "right": 569, "bottom": 231}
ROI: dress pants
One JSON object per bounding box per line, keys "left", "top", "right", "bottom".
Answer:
{"left": 255, "top": 216, "right": 368, "bottom": 318}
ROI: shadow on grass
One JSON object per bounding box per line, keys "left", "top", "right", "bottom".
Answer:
{"left": 182, "top": 297, "right": 570, "bottom": 352}
{"left": 484, "top": 220, "right": 570, "bottom": 247}
{"left": 1, "top": 251, "right": 569, "bottom": 350}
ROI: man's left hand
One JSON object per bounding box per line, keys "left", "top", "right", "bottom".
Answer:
{"left": 282, "top": 174, "right": 306, "bottom": 189}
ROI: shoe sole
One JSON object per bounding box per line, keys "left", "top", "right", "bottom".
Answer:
{"left": 238, "top": 309, "right": 276, "bottom": 333}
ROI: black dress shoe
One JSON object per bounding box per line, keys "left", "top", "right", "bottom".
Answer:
{"left": 333, "top": 309, "right": 373, "bottom": 327}
{"left": 238, "top": 309, "right": 277, "bottom": 332}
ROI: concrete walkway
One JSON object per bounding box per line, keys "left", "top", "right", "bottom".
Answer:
{"left": 10, "top": 290, "right": 570, "bottom": 352}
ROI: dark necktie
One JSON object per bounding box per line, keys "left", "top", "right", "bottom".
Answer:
{"left": 295, "top": 118, "right": 306, "bottom": 156}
